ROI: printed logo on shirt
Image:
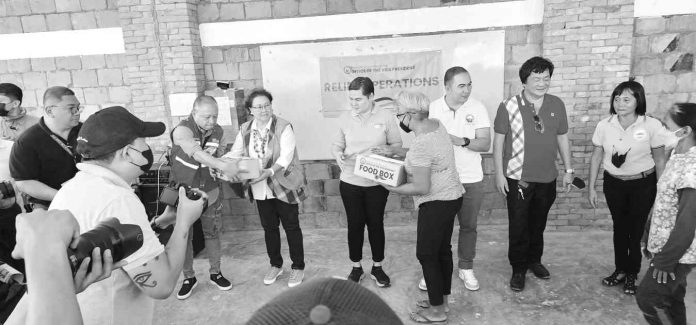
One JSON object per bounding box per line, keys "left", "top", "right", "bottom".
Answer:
{"left": 633, "top": 129, "right": 648, "bottom": 141}
{"left": 466, "top": 114, "right": 475, "bottom": 124}
{"left": 551, "top": 113, "right": 555, "bottom": 117}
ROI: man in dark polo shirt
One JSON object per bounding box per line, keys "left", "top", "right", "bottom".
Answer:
{"left": 9, "top": 86, "right": 82, "bottom": 210}
{"left": 493, "top": 57, "right": 574, "bottom": 292}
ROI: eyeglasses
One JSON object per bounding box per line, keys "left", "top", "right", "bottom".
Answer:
{"left": 250, "top": 103, "right": 272, "bottom": 111}
{"left": 533, "top": 114, "right": 544, "bottom": 133}
{"left": 49, "top": 104, "right": 83, "bottom": 114}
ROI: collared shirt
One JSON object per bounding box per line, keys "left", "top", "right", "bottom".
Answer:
{"left": 591, "top": 115, "right": 665, "bottom": 176}
{"left": 227, "top": 118, "right": 296, "bottom": 200}
{"left": 9, "top": 117, "right": 81, "bottom": 190}
{"left": 647, "top": 147, "right": 696, "bottom": 265}
{"left": 493, "top": 93, "right": 569, "bottom": 183}
{"left": 332, "top": 107, "right": 402, "bottom": 187}
{"left": 405, "top": 122, "right": 463, "bottom": 207}
{"left": 50, "top": 163, "right": 165, "bottom": 325}
{"left": 429, "top": 96, "right": 490, "bottom": 183}
{"left": 0, "top": 108, "right": 39, "bottom": 141}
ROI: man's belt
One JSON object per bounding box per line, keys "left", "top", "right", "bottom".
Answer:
{"left": 608, "top": 167, "right": 655, "bottom": 181}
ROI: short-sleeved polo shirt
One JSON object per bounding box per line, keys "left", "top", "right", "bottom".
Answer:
{"left": 429, "top": 96, "right": 490, "bottom": 183}
{"left": 50, "top": 163, "right": 165, "bottom": 325}
{"left": 494, "top": 93, "right": 569, "bottom": 183}
{"left": 591, "top": 115, "right": 665, "bottom": 176}
{"left": 9, "top": 117, "right": 81, "bottom": 191}
{"left": 332, "top": 107, "right": 402, "bottom": 187}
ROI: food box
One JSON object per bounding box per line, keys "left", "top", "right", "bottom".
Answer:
{"left": 353, "top": 154, "right": 406, "bottom": 187}
{"left": 212, "top": 157, "right": 261, "bottom": 181}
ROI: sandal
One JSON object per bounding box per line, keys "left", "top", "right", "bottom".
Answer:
{"left": 623, "top": 273, "right": 637, "bottom": 295}
{"left": 409, "top": 310, "right": 448, "bottom": 324}
{"left": 602, "top": 270, "right": 626, "bottom": 286}
{"left": 415, "top": 300, "right": 450, "bottom": 313}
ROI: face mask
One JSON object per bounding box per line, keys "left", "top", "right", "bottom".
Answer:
{"left": 611, "top": 147, "right": 631, "bottom": 168}
{"left": 129, "top": 146, "right": 154, "bottom": 172}
{"left": 664, "top": 127, "right": 688, "bottom": 152}
{"left": 399, "top": 114, "right": 412, "bottom": 133}
{"left": 0, "top": 103, "right": 8, "bottom": 117}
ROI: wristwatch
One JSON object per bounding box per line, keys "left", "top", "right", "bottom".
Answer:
{"left": 565, "top": 168, "right": 574, "bottom": 174}
{"left": 461, "top": 137, "right": 471, "bottom": 147}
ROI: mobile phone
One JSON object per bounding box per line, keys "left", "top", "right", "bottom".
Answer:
{"left": 571, "top": 177, "right": 586, "bottom": 189}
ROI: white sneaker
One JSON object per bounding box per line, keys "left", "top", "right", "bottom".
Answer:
{"left": 288, "top": 269, "right": 304, "bottom": 288}
{"left": 263, "top": 267, "right": 283, "bottom": 285}
{"left": 459, "top": 269, "right": 480, "bottom": 291}
{"left": 418, "top": 277, "right": 427, "bottom": 291}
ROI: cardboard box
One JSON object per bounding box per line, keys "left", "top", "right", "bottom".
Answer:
{"left": 353, "top": 154, "right": 406, "bottom": 187}
{"left": 212, "top": 157, "right": 261, "bottom": 181}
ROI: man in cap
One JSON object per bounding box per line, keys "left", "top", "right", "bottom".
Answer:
{"left": 49, "top": 106, "right": 212, "bottom": 325}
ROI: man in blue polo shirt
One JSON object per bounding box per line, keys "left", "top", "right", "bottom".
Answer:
{"left": 493, "top": 57, "right": 574, "bottom": 291}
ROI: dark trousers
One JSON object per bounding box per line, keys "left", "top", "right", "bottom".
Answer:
{"left": 417, "top": 197, "right": 462, "bottom": 306}
{"left": 636, "top": 264, "right": 694, "bottom": 325}
{"left": 256, "top": 198, "right": 305, "bottom": 270}
{"left": 506, "top": 178, "right": 556, "bottom": 273}
{"left": 339, "top": 182, "right": 389, "bottom": 263}
{"left": 603, "top": 172, "right": 657, "bottom": 275}
{"left": 0, "top": 204, "right": 24, "bottom": 274}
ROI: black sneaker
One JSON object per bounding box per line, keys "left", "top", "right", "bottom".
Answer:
{"left": 510, "top": 272, "right": 526, "bottom": 291}
{"left": 347, "top": 267, "right": 365, "bottom": 283}
{"left": 210, "top": 273, "right": 232, "bottom": 291}
{"left": 529, "top": 263, "right": 550, "bottom": 279}
{"left": 370, "top": 266, "right": 391, "bottom": 288}
{"left": 177, "top": 277, "right": 198, "bottom": 300}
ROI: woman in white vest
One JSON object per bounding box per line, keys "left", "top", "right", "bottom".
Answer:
{"left": 225, "top": 88, "right": 307, "bottom": 288}
{"left": 636, "top": 102, "right": 696, "bottom": 324}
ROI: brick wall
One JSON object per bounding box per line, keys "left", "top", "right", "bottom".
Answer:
{"left": 0, "top": 0, "right": 129, "bottom": 116}
{"left": 632, "top": 14, "right": 696, "bottom": 116}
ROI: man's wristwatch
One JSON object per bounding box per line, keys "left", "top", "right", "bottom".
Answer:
{"left": 565, "top": 168, "right": 574, "bottom": 174}
{"left": 461, "top": 137, "right": 471, "bottom": 147}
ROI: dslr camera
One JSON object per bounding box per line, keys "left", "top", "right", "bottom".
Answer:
{"left": 0, "top": 181, "right": 15, "bottom": 199}
{"left": 66, "top": 218, "right": 143, "bottom": 276}
{"left": 158, "top": 182, "right": 205, "bottom": 207}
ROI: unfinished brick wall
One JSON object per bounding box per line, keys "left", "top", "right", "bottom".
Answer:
{"left": 0, "top": 0, "right": 128, "bottom": 116}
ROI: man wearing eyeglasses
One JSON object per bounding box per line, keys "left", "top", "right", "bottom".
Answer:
{"left": 493, "top": 57, "right": 573, "bottom": 292}
{"left": 9, "top": 86, "right": 83, "bottom": 211}
{"left": 165, "top": 95, "right": 240, "bottom": 300}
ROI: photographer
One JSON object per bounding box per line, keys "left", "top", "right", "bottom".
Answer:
{"left": 48, "top": 106, "right": 207, "bottom": 324}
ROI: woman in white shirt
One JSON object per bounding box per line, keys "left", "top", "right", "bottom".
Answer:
{"left": 588, "top": 80, "right": 666, "bottom": 295}
{"left": 226, "top": 88, "right": 307, "bottom": 288}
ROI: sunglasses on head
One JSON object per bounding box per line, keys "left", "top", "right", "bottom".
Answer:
{"left": 532, "top": 114, "right": 544, "bottom": 133}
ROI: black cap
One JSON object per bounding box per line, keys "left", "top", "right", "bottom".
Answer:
{"left": 247, "top": 278, "right": 402, "bottom": 325}
{"left": 77, "top": 106, "right": 165, "bottom": 159}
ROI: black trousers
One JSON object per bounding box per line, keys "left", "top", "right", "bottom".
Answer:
{"left": 339, "top": 182, "right": 389, "bottom": 263}
{"left": 256, "top": 199, "right": 305, "bottom": 270}
{"left": 0, "top": 204, "right": 23, "bottom": 274}
{"left": 603, "top": 172, "right": 657, "bottom": 275}
{"left": 506, "top": 178, "right": 556, "bottom": 273}
{"left": 636, "top": 264, "right": 694, "bottom": 325}
{"left": 417, "top": 197, "right": 462, "bottom": 306}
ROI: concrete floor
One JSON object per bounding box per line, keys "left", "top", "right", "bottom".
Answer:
{"left": 154, "top": 226, "right": 696, "bottom": 325}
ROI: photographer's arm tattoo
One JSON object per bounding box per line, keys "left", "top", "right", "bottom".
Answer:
{"left": 133, "top": 271, "right": 158, "bottom": 288}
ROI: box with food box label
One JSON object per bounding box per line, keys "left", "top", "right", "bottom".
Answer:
{"left": 353, "top": 154, "right": 406, "bottom": 187}
{"left": 212, "top": 157, "right": 261, "bottom": 181}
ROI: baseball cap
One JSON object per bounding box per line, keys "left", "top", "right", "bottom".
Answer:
{"left": 247, "top": 277, "right": 403, "bottom": 325}
{"left": 77, "top": 106, "right": 165, "bottom": 159}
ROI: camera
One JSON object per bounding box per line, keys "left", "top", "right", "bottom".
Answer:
{"left": 66, "top": 218, "right": 144, "bottom": 276}
{"left": 0, "top": 181, "right": 15, "bottom": 199}
{"left": 158, "top": 182, "right": 204, "bottom": 207}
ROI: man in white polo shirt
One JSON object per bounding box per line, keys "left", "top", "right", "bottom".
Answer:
{"left": 49, "top": 106, "right": 210, "bottom": 325}
{"left": 419, "top": 66, "right": 491, "bottom": 292}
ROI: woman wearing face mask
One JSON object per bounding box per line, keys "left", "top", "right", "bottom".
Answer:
{"left": 331, "top": 77, "right": 403, "bottom": 287}
{"left": 588, "top": 80, "right": 666, "bottom": 295}
{"left": 381, "top": 91, "right": 462, "bottom": 324}
{"left": 636, "top": 102, "right": 696, "bottom": 325}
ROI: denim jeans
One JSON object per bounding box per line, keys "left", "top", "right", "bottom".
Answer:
{"left": 457, "top": 181, "right": 484, "bottom": 269}
{"left": 183, "top": 199, "right": 223, "bottom": 278}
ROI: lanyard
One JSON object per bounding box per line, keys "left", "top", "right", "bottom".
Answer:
{"left": 39, "top": 122, "right": 78, "bottom": 162}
